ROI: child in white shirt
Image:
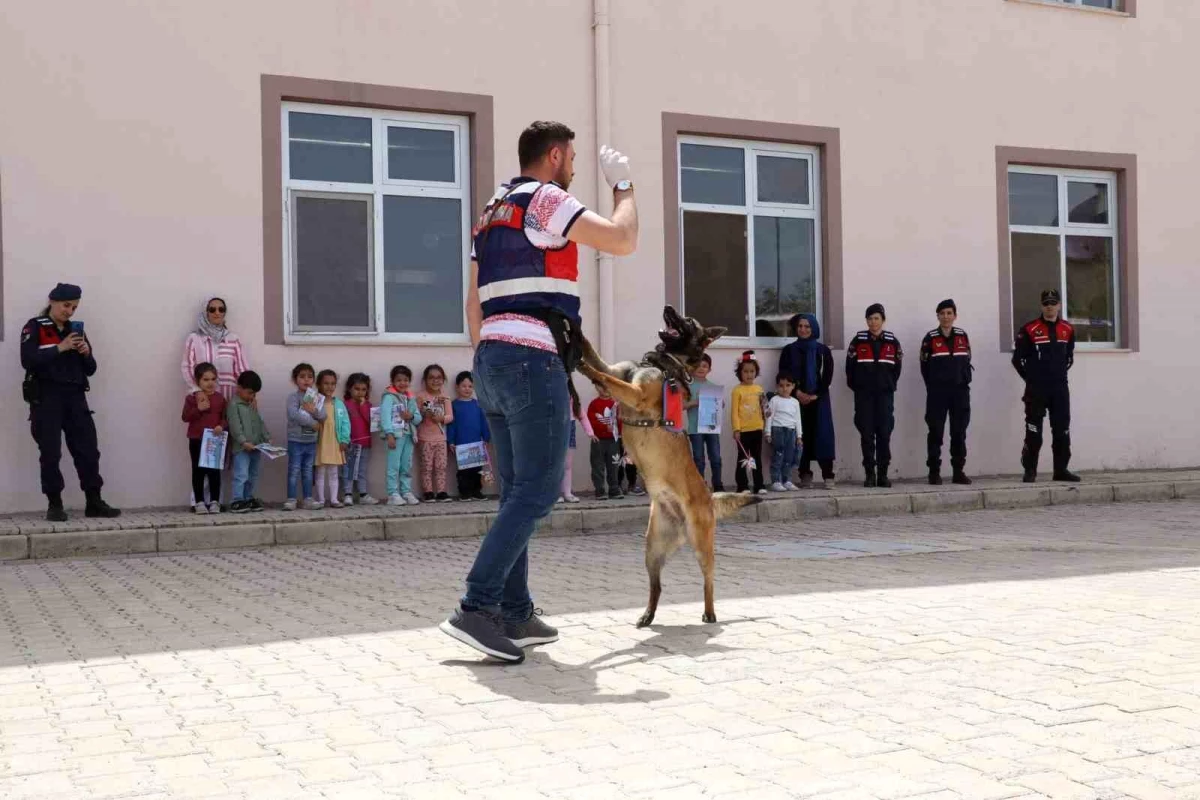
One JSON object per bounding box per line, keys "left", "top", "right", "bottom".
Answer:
{"left": 766, "top": 372, "right": 802, "bottom": 491}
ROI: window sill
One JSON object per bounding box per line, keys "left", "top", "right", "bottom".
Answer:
{"left": 1003, "top": 0, "right": 1132, "bottom": 18}
{"left": 708, "top": 336, "right": 793, "bottom": 351}
{"left": 284, "top": 332, "right": 473, "bottom": 347}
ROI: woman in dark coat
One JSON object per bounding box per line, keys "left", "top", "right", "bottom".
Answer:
{"left": 778, "top": 313, "right": 836, "bottom": 488}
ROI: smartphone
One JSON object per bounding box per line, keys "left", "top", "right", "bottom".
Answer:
{"left": 70, "top": 320, "right": 85, "bottom": 336}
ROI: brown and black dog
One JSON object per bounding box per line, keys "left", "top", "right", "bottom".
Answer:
{"left": 578, "top": 306, "right": 760, "bottom": 627}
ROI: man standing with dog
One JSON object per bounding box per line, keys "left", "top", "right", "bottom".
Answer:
{"left": 441, "top": 122, "right": 638, "bottom": 663}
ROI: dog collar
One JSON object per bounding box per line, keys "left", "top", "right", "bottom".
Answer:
{"left": 619, "top": 417, "right": 685, "bottom": 433}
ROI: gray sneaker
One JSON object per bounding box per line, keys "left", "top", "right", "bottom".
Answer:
{"left": 504, "top": 609, "right": 559, "bottom": 648}
{"left": 439, "top": 608, "right": 525, "bottom": 663}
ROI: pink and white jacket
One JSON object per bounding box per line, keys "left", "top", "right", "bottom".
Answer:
{"left": 181, "top": 332, "right": 249, "bottom": 400}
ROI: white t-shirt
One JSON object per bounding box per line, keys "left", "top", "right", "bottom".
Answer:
{"left": 767, "top": 395, "right": 801, "bottom": 431}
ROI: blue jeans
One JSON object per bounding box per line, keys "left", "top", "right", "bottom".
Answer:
{"left": 461, "top": 341, "right": 569, "bottom": 623}
{"left": 770, "top": 426, "right": 799, "bottom": 484}
{"left": 231, "top": 450, "right": 261, "bottom": 501}
{"left": 286, "top": 440, "right": 316, "bottom": 499}
{"left": 340, "top": 443, "right": 371, "bottom": 495}
{"left": 688, "top": 433, "right": 723, "bottom": 488}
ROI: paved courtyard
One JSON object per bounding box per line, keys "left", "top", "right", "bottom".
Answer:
{"left": 2, "top": 502, "right": 1200, "bottom": 799}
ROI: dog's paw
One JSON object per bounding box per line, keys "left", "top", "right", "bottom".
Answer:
{"left": 702, "top": 611, "right": 717, "bottom": 624}
{"left": 636, "top": 612, "right": 655, "bottom": 628}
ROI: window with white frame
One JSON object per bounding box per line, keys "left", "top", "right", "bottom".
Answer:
{"left": 282, "top": 103, "right": 470, "bottom": 340}
{"left": 1008, "top": 166, "right": 1119, "bottom": 346}
{"left": 677, "top": 137, "right": 821, "bottom": 340}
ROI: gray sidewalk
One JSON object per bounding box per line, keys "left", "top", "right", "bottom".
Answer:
{"left": 2, "top": 501, "right": 1200, "bottom": 798}
{"left": 2, "top": 469, "right": 1198, "bottom": 561}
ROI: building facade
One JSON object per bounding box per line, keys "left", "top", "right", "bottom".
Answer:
{"left": 1, "top": 0, "right": 1193, "bottom": 513}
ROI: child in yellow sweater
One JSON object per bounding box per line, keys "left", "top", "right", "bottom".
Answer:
{"left": 731, "top": 350, "right": 767, "bottom": 494}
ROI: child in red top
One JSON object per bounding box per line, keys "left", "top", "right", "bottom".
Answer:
{"left": 587, "top": 382, "right": 623, "bottom": 499}
{"left": 340, "top": 372, "right": 378, "bottom": 506}
{"left": 181, "top": 362, "right": 227, "bottom": 514}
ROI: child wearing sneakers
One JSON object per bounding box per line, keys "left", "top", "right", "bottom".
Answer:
{"left": 340, "top": 373, "right": 377, "bottom": 506}
{"left": 559, "top": 395, "right": 594, "bottom": 504}
{"left": 766, "top": 372, "right": 802, "bottom": 492}
{"left": 731, "top": 350, "right": 767, "bottom": 495}
{"left": 313, "top": 369, "right": 348, "bottom": 507}
{"left": 226, "top": 370, "right": 269, "bottom": 513}
{"left": 588, "top": 381, "right": 622, "bottom": 499}
{"left": 448, "top": 372, "right": 489, "bottom": 501}
{"left": 284, "top": 362, "right": 326, "bottom": 510}
{"left": 380, "top": 365, "right": 422, "bottom": 506}
{"left": 416, "top": 364, "right": 454, "bottom": 502}
{"left": 181, "top": 362, "right": 226, "bottom": 514}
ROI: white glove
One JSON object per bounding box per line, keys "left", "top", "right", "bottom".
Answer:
{"left": 599, "top": 145, "right": 631, "bottom": 188}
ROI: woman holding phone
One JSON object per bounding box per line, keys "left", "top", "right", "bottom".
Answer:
{"left": 20, "top": 283, "right": 121, "bottom": 521}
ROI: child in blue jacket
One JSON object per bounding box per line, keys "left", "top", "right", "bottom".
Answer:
{"left": 380, "top": 365, "right": 422, "bottom": 506}
{"left": 447, "top": 371, "right": 490, "bottom": 501}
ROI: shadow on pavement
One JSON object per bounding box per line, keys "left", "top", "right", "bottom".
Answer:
{"left": 2, "top": 503, "right": 1199, "bottom": 668}
{"left": 440, "top": 620, "right": 768, "bottom": 705}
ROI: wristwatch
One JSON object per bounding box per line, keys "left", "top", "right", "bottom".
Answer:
{"left": 613, "top": 179, "right": 633, "bottom": 192}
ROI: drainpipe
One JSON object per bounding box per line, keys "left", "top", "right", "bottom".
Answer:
{"left": 593, "top": 0, "right": 615, "bottom": 360}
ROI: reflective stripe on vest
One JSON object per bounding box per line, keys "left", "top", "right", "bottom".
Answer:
{"left": 474, "top": 179, "right": 581, "bottom": 324}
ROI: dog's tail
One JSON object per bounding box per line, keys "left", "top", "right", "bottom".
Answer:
{"left": 712, "top": 491, "right": 762, "bottom": 521}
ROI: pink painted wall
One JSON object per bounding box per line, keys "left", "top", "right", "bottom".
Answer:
{"left": 1, "top": 0, "right": 1197, "bottom": 512}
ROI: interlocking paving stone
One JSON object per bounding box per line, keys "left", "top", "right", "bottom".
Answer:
{"left": 1, "top": 501, "right": 1200, "bottom": 797}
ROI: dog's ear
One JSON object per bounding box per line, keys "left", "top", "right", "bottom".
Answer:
{"left": 701, "top": 326, "right": 727, "bottom": 345}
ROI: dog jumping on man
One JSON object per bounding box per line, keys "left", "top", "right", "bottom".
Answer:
{"left": 578, "top": 305, "right": 761, "bottom": 627}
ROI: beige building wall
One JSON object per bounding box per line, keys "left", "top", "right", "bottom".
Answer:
{"left": 1, "top": 0, "right": 1196, "bottom": 512}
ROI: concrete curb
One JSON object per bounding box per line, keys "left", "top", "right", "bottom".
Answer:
{"left": 3, "top": 478, "right": 1197, "bottom": 561}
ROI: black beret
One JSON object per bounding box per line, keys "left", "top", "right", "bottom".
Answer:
{"left": 48, "top": 283, "right": 82, "bottom": 302}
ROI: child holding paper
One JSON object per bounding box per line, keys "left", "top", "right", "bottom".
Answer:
{"left": 415, "top": 364, "right": 454, "bottom": 503}
{"left": 284, "top": 362, "right": 326, "bottom": 511}
{"left": 685, "top": 353, "right": 724, "bottom": 492}
{"left": 313, "top": 369, "right": 349, "bottom": 508}
{"left": 181, "top": 362, "right": 226, "bottom": 514}
{"left": 448, "top": 371, "right": 490, "bottom": 501}
{"left": 227, "top": 370, "right": 269, "bottom": 513}
{"left": 380, "top": 365, "right": 422, "bottom": 506}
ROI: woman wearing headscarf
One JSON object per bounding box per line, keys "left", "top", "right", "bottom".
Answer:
{"left": 779, "top": 313, "right": 836, "bottom": 488}
{"left": 181, "top": 297, "right": 249, "bottom": 399}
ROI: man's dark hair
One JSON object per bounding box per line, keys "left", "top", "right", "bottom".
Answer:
{"left": 237, "top": 370, "right": 262, "bottom": 392}
{"left": 518, "top": 121, "right": 575, "bottom": 169}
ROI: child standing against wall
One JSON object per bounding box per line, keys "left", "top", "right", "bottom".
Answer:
{"left": 559, "top": 395, "right": 594, "bottom": 504}
{"left": 313, "top": 369, "right": 348, "bottom": 507}
{"left": 416, "top": 364, "right": 454, "bottom": 503}
{"left": 227, "top": 370, "right": 269, "bottom": 513}
{"left": 380, "top": 365, "right": 422, "bottom": 506}
{"left": 766, "top": 372, "right": 802, "bottom": 492}
{"left": 685, "top": 353, "right": 724, "bottom": 491}
{"left": 448, "top": 371, "right": 489, "bottom": 501}
{"left": 731, "top": 350, "right": 767, "bottom": 495}
{"left": 588, "top": 381, "right": 622, "bottom": 500}
{"left": 340, "top": 373, "right": 377, "bottom": 506}
{"left": 181, "top": 362, "right": 226, "bottom": 514}
{"left": 285, "top": 362, "right": 326, "bottom": 511}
